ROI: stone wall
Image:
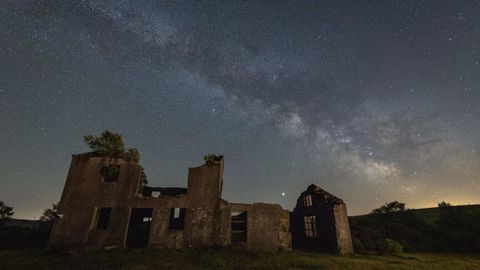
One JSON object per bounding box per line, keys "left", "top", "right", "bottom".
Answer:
{"left": 49, "top": 154, "right": 290, "bottom": 251}
{"left": 229, "top": 203, "right": 291, "bottom": 251}
{"left": 291, "top": 185, "right": 353, "bottom": 254}
{"left": 49, "top": 155, "right": 142, "bottom": 248}
{"left": 333, "top": 204, "right": 354, "bottom": 254}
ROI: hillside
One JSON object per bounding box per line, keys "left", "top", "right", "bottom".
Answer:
{"left": 349, "top": 204, "right": 480, "bottom": 253}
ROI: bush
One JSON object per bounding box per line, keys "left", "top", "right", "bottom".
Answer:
{"left": 376, "top": 239, "right": 403, "bottom": 255}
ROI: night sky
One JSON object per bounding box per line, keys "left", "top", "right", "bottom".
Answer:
{"left": 1, "top": 1, "right": 480, "bottom": 219}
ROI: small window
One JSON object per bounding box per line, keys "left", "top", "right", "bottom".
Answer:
{"left": 100, "top": 165, "right": 120, "bottom": 182}
{"left": 303, "top": 195, "right": 312, "bottom": 207}
{"left": 96, "top": 207, "right": 112, "bottom": 230}
{"left": 169, "top": 208, "right": 186, "bottom": 230}
{"left": 304, "top": 216, "right": 316, "bottom": 238}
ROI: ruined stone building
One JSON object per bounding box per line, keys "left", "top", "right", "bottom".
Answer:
{"left": 49, "top": 154, "right": 291, "bottom": 251}
{"left": 291, "top": 184, "right": 353, "bottom": 254}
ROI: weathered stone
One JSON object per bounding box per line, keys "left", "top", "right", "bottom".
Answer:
{"left": 291, "top": 184, "right": 353, "bottom": 254}
{"left": 49, "top": 154, "right": 291, "bottom": 251}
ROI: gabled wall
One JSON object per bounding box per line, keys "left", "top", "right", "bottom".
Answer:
{"left": 291, "top": 186, "right": 353, "bottom": 254}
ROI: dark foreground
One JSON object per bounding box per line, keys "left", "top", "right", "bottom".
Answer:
{"left": 1, "top": 249, "right": 480, "bottom": 270}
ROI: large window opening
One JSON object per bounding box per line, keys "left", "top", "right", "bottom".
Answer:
{"left": 100, "top": 165, "right": 120, "bottom": 182}
{"left": 96, "top": 207, "right": 112, "bottom": 230}
{"left": 168, "top": 208, "right": 186, "bottom": 230}
{"left": 126, "top": 208, "right": 153, "bottom": 248}
{"left": 304, "top": 216, "right": 316, "bottom": 238}
{"left": 231, "top": 211, "right": 247, "bottom": 244}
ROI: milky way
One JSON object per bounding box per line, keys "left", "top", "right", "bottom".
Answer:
{"left": 1, "top": 0, "right": 479, "bottom": 218}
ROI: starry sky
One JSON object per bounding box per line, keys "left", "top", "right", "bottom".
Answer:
{"left": 1, "top": 0, "right": 480, "bottom": 219}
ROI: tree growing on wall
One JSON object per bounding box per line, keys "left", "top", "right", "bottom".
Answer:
{"left": 203, "top": 154, "right": 223, "bottom": 166}
{"left": 83, "top": 130, "right": 141, "bottom": 162}
{"left": 84, "top": 130, "right": 147, "bottom": 191}
{"left": 0, "top": 201, "right": 14, "bottom": 226}
{"left": 370, "top": 201, "right": 406, "bottom": 214}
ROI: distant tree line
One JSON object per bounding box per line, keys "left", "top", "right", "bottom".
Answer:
{"left": 0, "top": 201, "right": 53, "bottom": 250}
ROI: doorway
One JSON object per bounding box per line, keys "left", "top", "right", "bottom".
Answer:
{"left": 126, "top": 208, "right": 153, "bottom": 248}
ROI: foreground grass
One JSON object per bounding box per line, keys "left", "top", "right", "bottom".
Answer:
{"left": 1, "top": 249, "right": 480, "bottom": 270}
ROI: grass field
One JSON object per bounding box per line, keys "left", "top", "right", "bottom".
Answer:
{"left": 0, "top": 249, "right": 479, "bottom": 270}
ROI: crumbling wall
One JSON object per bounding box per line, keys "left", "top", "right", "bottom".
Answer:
{"left": 229, "top": 203, "right": 291, "bottom": 251}
{"left": 86, "top": 207, "right": 130, "bottom": 247}
{"left": 132, "top": 161, "right": 224, "bottom": 249}
{"left": 333, "top": 204, "right": 353, "bottom": 254}
{"left": 49, "top": 154, "right": 291, "bottom": 252}
{"left": 49, "top": 155, "right": 142, "bottom": 249}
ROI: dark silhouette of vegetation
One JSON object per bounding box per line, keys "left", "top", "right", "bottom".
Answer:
{"left": 204, "top": 154, "right": 223, "bottom": 166}
{"left": 83, "top": 130, "right": 140, "bottom": 162}
{"left": 438, "top": 201, "right": 451, "bottom": 207}
{"left": 0, "top": 201, "right": 14, "bottom": 227}
{"left": 39, "top": 203, "right": 59, "bottom": 224}
{"left": 370, "top": 201, "right": 406, "bottom": 214}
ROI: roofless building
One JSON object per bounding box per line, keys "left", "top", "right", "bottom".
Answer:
{"left": 49, "top": 154, "right": 291, "bottom": 251}
{"left": 49, "top": 153, "right": 352, "bottom": 254}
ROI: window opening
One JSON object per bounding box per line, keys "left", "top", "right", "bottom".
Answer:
{"left": 96, "top": 207, "right": 112, "bottom": 230}
{"left": 303, "top": 195, "right": 312, "bottom": 206}
{"left": 100, "top": 165, "right": 120, "bottom": 182}
{"left": 304, "top": 215, "right": 316, "bottom": 238}
{"left": 169, "top": 208, "right": 186, "bottom": 230}
{"left": 231, "top": 211, "right": 247, "bottom": 243}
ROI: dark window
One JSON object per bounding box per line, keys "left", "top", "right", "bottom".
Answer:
{"left": 303, "top": 195, "right": 312, "bottom": 207}
{"left": 96, "top": 208, "right": 112, "bottom": 230}
{"left": 231, "top": 211, "right": 247, "bottom": 243}
{"left": 304, "top": 216, "right": 316, "bottom": 238}
{"left": 168, "top": 208, "right": 186, "bottom": 230}
{"left": 100, "top": 165, "right": 120, "bottom": 182}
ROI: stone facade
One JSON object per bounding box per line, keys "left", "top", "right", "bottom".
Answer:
{"left": 291, "top": 184, "right": 353, "bottom": 254}
{"left": 48, "top": 154, "right": 291, "bottom": 251}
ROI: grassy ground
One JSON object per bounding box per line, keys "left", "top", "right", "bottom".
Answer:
{"left": 1, "top": 249, "right": 480, "bottom": 270}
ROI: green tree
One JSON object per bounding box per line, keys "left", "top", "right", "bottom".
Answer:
{"left": 371, "top": 201, "right": 406, "bottom": 214}
{"left": 84, "top": 130, "right": 125, "bottom": 157}
{"left": 0, "top": 201, "right": 14, "bottom": 226}
{"left": 203, "top": 154, "right": 223, "bottom": 166}
{"left": 39, "top": 203, "right": 60, "bottom": 224}
{"left": 125, "top": 148, "right": 140, "bottom": 163}
{"left": 83, "top": 130, "right": 140, "bottom": 162}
